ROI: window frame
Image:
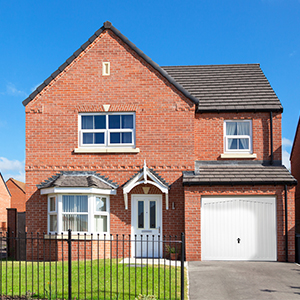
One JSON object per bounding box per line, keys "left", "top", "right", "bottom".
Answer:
{"left": 224, "top": 120, "right": 253, "bottom": 153}
{"left": 78, "top": 112, "right": 136, "bottom": 148}
{"left": 47, "top": 194, "right": 110, "bottom": 235}
{"left": 48, "top": 196, "right": 57, "bottom": 232}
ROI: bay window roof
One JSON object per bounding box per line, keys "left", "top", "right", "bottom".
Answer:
{"left": 38, "top": 171, "right": 118, "bottom": 195}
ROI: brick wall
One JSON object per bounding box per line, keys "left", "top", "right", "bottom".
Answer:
{"left": 291, "top": 122, "right": 300, "bottom": 232}
{"left": 25, "top": 29, "right": 194, "bottom": 236}
{"left": 184, "top": 185, "right": 295, "bottom": 262}
{"left": 0, "top": 178, "right": 10, "bottom": 229}
{"left": 6, "top": 179, "right": 26, "bottom": 212}
{"left": 195, "top": 112, "right": 282, "bottom": 161}
{"left": 24, "top": 27, "right": 289, "bottom": 262}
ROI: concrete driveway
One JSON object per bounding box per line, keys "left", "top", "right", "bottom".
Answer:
{"left": 188, "top": 261, "right": 300, "bottom": 299}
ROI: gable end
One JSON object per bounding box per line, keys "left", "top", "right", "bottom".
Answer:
{"left": 23, "top": 21, "right": 199, "bottom": 107}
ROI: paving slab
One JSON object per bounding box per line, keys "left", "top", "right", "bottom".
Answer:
{"left": 188, "top": 261, "right": 300, "bottom": 300}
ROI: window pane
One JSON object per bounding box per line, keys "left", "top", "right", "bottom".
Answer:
{"left": 94, "top": 133, "right": 105, "bottom": 144}
{"left": 95, "top": 197, "right": 107, "bottom": 212}
{"left": 122, "top": 115, "right": 133, "bottom": 129}
{"left": 226, "top": 122, "right": 237, "bottom": 135}
{"left": 110, "top": 132, "right": 120, "bottom": 144}
{"left": 239, "top": 138, "right": 249, "bottom": 150}
{"left": 83, "top": 133, "right": 93, "bottom": 144}
{"left": 63, "top": 195, "right": 88, "bottom": 212}
{"left": 82, "top": 116, "right": 93, "bottom": 129}
{"left": 237, "top": 122, "right": 250, "bottom": 135}
{"left": 50, "top": 215, "right": 57, "bottom": 232}
{"left": 63, "top": 214, "right": 88, "bottom": 232}
{"left": 49, "top": 197, "right": 56, "bottom": 212}
{"left": 94, "top": 215, "right": 107, "bottom": 232}
{"left": 109, "top": 115, "right": 120, "bottom": 129}
{"left": 149, "top": 201, "right": 156, "bottom": 229}
{"left": 122, "top": 132, "right": 132, "bottom": 144}
{"left": 138, "top": 201, "right": 144, "bottom": 228}
{"left": 228, "top": 138, "right": 238, "bottom": 149}
{"left": 95, "top": 115, "right": 106, "bottom": 129}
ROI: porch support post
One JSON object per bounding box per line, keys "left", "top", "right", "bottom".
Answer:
{"left": 124, "top": 193, "right": 128, "bottom": 210}
{"left": 166, "top": 193, "right": 169, "bottom": 210}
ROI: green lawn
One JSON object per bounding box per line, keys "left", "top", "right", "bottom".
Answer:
{"left": 0, "top": 259, "right": 187, "bottom": 299}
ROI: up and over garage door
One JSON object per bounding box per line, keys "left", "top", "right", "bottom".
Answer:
{"left": 201, "top": 196, "right": 277, "bottom": 261}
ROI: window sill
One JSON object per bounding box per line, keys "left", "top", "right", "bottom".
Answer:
{"left": 44, "top": 234, "right": 112, "bottom": 240}
{"left": 74, "top": 147, "right": 140, "bottom": 153}
{"left": 220, "top": 153, "right": 257, "bottom": 159}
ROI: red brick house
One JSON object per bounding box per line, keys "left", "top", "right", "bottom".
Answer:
{"left": 23, "top": 21, "right": 296, "bottom": 261}
{"left": 291, "top": 117, "right": 300, "bottom": 233}
{"left": 6, "top": 178, "right": 26, "bottom": 212}
{"left": 0, "top": 173, "right": 11, "bottom": 230}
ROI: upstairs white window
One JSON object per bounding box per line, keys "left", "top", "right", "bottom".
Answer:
{"left": 79, "top": 113, "right": 135, "bottom": 147}
{"left": 224, "top": 120, "right": 252, "bottom": 153}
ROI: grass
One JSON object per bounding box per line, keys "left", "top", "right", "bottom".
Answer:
{"left": 0, "top": 259, "right": 187, "bottom": 299}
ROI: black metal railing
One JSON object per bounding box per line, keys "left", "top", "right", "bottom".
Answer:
{"left": 0, "top": 230, "right": 186, "bottom": 299}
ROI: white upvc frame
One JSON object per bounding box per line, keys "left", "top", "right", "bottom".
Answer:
{"left": 47, "top": 194, "right": 110, "bottom": 235}
{"left": 123, "top": 161, "right": 169, "bottom": 210}
{"left": 48, "top": 196, "right": 57, "bottom": 232}
{"left": 78, "top": 112, "right": 136, "bottom": 148}
{"left": 224, "top": 120, "right": 252, "bottom": 153}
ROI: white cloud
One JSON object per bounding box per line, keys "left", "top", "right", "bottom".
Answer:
{"left": 6, "top": 83, "right": 27, "bottom": 97}
{"left": 282, "top": 137, "right": 293, "bottom": 148}
{"left": 30, "top": 82, "right": 42, "bottom": 93}
{"left": 0, "top": 157, "right": 25, "bottom": 182}
{"left": 282, "top": 149, "right": 291, "bottom": 170}
{"left": 282, "top": 137, "right": 292, "bottom": 170}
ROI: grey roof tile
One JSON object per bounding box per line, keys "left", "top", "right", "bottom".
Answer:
{"left": 183, "top": 163, "right": 296, "bottom": 185}
{"left": 37, "top": 171, "right": 118, "bottom": 190}
{"left": 162, "top": 64, "right": 283, "bottom": 112}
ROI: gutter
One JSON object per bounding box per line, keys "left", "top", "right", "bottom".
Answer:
{"left": 182, "top": 180, "right": 297, "bottom": 186}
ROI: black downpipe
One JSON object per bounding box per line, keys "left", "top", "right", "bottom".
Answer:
{"left": 285, "top": 185, "right": 288, "bottom": 262}
{"left": 270, "top": 111, "right": 274, "bottom": 165}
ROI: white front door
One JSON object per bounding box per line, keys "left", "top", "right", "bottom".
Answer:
{"left": 131, "top": 194, "right": 162, "bottom": 258}
{"left": 201, "top": 196, "right": 277, "bottom": 261}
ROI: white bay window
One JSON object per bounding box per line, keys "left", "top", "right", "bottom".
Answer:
{"left": 48, "top": 194, "right": 110, "bottom": 234}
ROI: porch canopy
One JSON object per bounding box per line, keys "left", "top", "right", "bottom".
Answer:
{"left": 123, "top": 161, "right": 169, "bottom": 209}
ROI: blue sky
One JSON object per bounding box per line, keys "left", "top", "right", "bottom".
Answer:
{"left": 0, "top": 0, "right": 299, "bottom": 181}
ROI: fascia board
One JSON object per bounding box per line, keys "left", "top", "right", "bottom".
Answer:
{"left": 40, "top": 187, "right": 117, "bottom": 195}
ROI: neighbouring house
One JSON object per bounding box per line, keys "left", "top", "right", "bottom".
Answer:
{"left": 22, "top": 21, "right": 297, "bottom": 261}
{"left": 6, "top": 178, "right": 26, "bottom": 212}
{"left": 291, "top": 116, "right": 300, "bottom": 233}
{"left": 0, "top": 173, "right": 11, "bottom": 230}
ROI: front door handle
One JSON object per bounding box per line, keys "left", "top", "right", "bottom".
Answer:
{"left": 158, "top": 226, "right": 160, "bottom": 234}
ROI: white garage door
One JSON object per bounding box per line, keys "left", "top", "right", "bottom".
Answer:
{"left": 201, "top": 196, "right": 277, "bottom": 261}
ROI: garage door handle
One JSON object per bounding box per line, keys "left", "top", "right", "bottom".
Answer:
{"left": 237, "top": 238, "right": 241, "bottom": 243}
